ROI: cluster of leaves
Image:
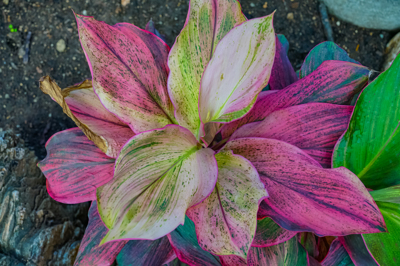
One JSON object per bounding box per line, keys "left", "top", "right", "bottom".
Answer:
{"left": 38, "top": 0, "right": 400, "bottom": 265}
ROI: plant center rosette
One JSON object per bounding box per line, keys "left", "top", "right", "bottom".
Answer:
{"left": 37, "top": 0, "right": 400, "bottom": 265}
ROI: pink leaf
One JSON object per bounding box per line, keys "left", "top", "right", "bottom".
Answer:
{"left": 223, "top": 138, "right": 386, "bottom": 236}
{"left": 220, "top": 60, "right": 369, "bottom": 140}
{"left": 187, "top": 151, "right": 267, "bottom": 258}
{"left": 97, "top": 125, "right": 218, "bottom": 243}
{"left": 38, "top": 128, "right": 115, "bottom": 204}
{"left": 231, "top": 103, "right": 353, "bottom": 168}
{"left": 198, "top": 14, "right": 276, "bottom": 126}
{"left": 252, "top": 217, "right": 298, "bottom": 247}
{"left": 74, "top": 201, "right": 127, "bottom": 266}
{"left": 76, "top": 14, "right": 176, "bottom": 133}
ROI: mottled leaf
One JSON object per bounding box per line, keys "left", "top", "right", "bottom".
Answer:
{"left": 362, "top": 201, "right": 400, "bottom": 266}
{"left": 333, "top": 54, "right": 400, "bottom": 189}
{"left": 370, "top": 185, "right": 400, "bottom": 204}
{"left": 224, "top": 138, "right": 386, "bottom": 236}
{"left": 300, "top": 41, "right": 359, "bottom": 78}
{"left": 40, "top": 76, "right": 133, "bottom": 157}
{"left": 168, "top": 216, "right": 222, "bottom": 266}
{"left": 97, "top": 125, "right": 218, "bottom": 243}
{"left": 38, "top": 128, "right": 115, "bottom": 204}
{"left": 231, "top": 103, "right": 352, "bottom": 168}
{"left": 187, "top": 151, "right": 267, "bottom": 258}
{"left": 74, "top": 201, "right": 127, "bottom": 266}
{"left": 76, "top": 14, "right": 176, "bottom": 133}
{"left": 321, "top": 238, "right": 354, "bottom": 266}
{"left": 198, "top": 14, "right": 275, "bottom": 128}
{"left": 116, "top": 236, "right": 175, "bottom": 266}
{"left": 252, "top": 217, "right": 297, "bottom": 247}
{"left": 168, "top": 0, "right": 246, "bottom": 138}
{"left": 269, "top": 34, "right": 298, "bottom": 90}
{"left": 339, "top": 235, "right": 378, "bottom": 266}
{"left": 299, "top": 232, "right": 319, "bottom": 258}
{"left": 219, "top": 60, "right": 368, "bottom": 140}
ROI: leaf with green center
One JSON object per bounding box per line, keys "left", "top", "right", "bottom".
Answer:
{"left": 320, "top": 238, "right": 354, "bottom": 266}
{"left": 362, "top": 201, "right": 400, "bottom": 266}
{"left": 333, "top": 54, "right": 400, "bottom": 189}
{"left": 338, "top": 235, "right": 378, "bottom": 266}
{"left": 187, "top": 151, "right": 268, "bottom": 258}
{"left": 370, "top": 185, "right": 400, "bottom": 204}
{"left": 252, "top": 217, "right": 297, "bottom": 247}
{"left": 168, "top": 0, "right": 246, "bottom": 138}
{"left": 76, "top": 14, "right": 176, "bottom": 134}
{"left": 97, "top": 125, "right": 218, "bottom": 243}
{"left": 168, "top": 216, "right": 222, "bottom": 266}
{"left": 300, "top": 41, "right": 359, "bottom": 78}
{"left": 198, "top": 14, "right": 275, "bottom": 129}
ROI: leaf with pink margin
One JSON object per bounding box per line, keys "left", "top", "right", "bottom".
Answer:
{"left": 187, "top": 151, "right": 267, "bottom": 258}
{"left": 219, "top": 60, "right": 369, "bottom": 140}
{"left": 40, "top": 77, "right": 134, "bottom": 158}
{"left": 231, "top": 103, "right": 353, "bottom": 168}
{"left": 74, "top": 201, "right": 127, "bottom": 266}
{"left": 198, "top": 14, "right": 275, "bottom": 128}
{"left": 97, "top": 125, "right": 218, "bottom": 243}
{"left": 269, "top": 34, "right": 298, "bottom": 90}
{"left": 252, "top": 217, "right": 298, "bottom": 247}
{"left": 168, "top": 216, "right": 222, "bottom": 266}
{"left": 220, "top": 235, "right": 308, "bottom": 266}
{"left": 76, "top": 14, "right": 176, "bottom": 134}
{"left": 38, "top": 128, "right": 115, "bottom": 204}
{"left": 168, "top": 0, "right": 246, "bottom": 138}
{"left": 223, "top": 138, "right": 386, "bottom": 236}
{"left": 338, "top": 235, "right": 378, "bottom": 266}
{"left": 320, "top": 238, "right": 354, "bottom": 266}
{"left": 115, "top": 236, "right": 176, "bottom": 266}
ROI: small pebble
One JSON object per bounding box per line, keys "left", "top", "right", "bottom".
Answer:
{"left": 336, "top": 21, "right": 340, "bottom": 26}
{"left": 5, "top": 94, "right": 9, "bottom": 99}
{"left": 10, "top": 62, "right": 18, "bottom": 69}
{"left": 380, "top": 34, "right": 384, "bottom": 39}
{"left": 121, "top": 0, "right": 130, "bottom": 6}
{"left": 56, "top": 39, "right": 66, "bottom": 52}
{"left": 287, "top": 12, "right": 294, "bottom": 20}
{"left": 263, "top": 2, "right": 268, "bottom": 8}
{"left": 250, "top": 3, "right": 255, "bottom": 7}
{"left": 3, "top": 0, "right": 9, "bottom": 5}
{"left": 82, "top": 10, "right": 88, "bottom": 16}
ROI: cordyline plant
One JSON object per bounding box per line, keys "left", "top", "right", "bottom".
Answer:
{"left": 37, "top": 0, "right": 400, "bottom": 265}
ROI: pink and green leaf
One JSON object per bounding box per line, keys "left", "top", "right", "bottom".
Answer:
{"left": 198, "top": 14, "right": 275, "bottom": 127}
{"left": 338, "top": 235, "right": 379, "bottom": 266}
{"left": 299, "top": 233, "right": 319, "bottom": 258}
{"left": 333, "top": 54, "right": 400, "bottom": 190}
{"left": 219, "top": 60, "right": 369, "bottom": 140}
{"left": 187, "top": 151, "right": 268, "bottom": 258}
{"left": 116, "top": 237, "right": 176, "bottom": 265}
{"left": 168, "top": 216, "right": 222, "bottom": 266}
{"left": 231, "top": 103, "right": 353, "bottom": 168}
{"left": 269, "top": 34, "right": 298, "bottom": 90}
{"left": 167, "top": 0, "right": 246, "bottom": 138}
{"left": 300, "top": 41, "right": 359, "bottom": 78}
{"left": 224, "top": 138, "right": 386, "bottom": 236}
{"left": 76, "top": 14, "right": 176, "bottom": 134}
{"left": 97, "top": 125, "right": 218, "bottom": 243}
{"left": 38, "top": 128, "right": 115, "bottom": 204}
{"left": 252, "top": 217, "right": 297, "bottom": 247}
{"left": 40, "top": 77, "right": 134, "bottom": 158}
{"left": 320, "top": 238, "right": 354, "bottom": 266}
{"left": 74, "top": 201, "right": 127, "bottom": 266}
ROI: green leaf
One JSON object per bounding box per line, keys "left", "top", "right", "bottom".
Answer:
{"left": 370, "top": 185, "right": 400, "bottom": 204}
{"left": 363, "top": 202, "right": 400, "bottom": 266}
{"left": 333, "top": 54, "right": 400, "bottom": 189}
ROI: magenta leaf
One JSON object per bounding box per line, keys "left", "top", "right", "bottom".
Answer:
{"left": 338, "top": 235, "right": 379, "bottom": 266}
{"left": 220, "top": 60, "right": 369, "bottom": 140}
{"left": 168, "top": 216, "right": 222, "bottom": 266}
{"left": 74, "top": 201, "right": 127, "bottom": 266}
{"left": 320, "top": 238, "right": 354, "bottom": 266}
{"left": 231, "top": 103, "right": 353, "bottom": 168}
{"left": 38, "top": 128, "right": 115, "bottom": 204}
{"left": 269, "top": 34, "right": 298, "bottom": 90}
{"left": 252, "top": 217, "right": 298, "bottom": 247}
{"left": 76, "top": 14, "right": 176, "bottom": 134}
{"left": 223, "top": 138, "right": 386, "bottom": 236}
{"left": 116, "top": 236, "right": 176, "bottom": 265}
{"left": 97, "top": 125, "right": 218, "bottom": 243}
{"left": 187, "top": 151, "right": 267, "bottom": 258}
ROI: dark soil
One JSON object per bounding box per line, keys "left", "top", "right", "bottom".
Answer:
{"left": 0, "top": 0, "right": 392, "bottom": 159}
